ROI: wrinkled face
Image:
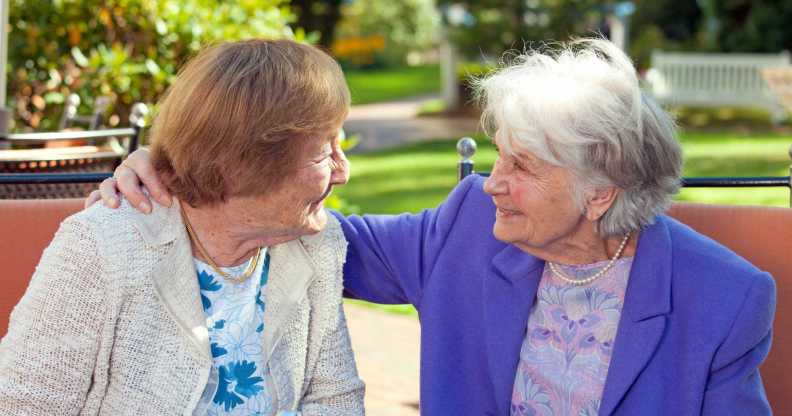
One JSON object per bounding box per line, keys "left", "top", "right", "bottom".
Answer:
{"left": 483, "top": 132, "right": 584, "bottom": 254}
{"left": 231, "top": 128, "right": 349, "bottom": 242}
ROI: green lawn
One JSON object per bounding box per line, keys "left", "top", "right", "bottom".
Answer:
{"left": 337, "top": 132, "right": 792, "bottom": 215}
{"left": 676, "top": 133, "right": 791, "bottom": 206}
{"left": 344, "top": 65, "right": 440, "bottom": 105}
{"left": 338, "top": 131, "right": 791, "bottom": 315}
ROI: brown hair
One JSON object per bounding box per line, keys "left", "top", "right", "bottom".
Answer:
{"left": 149, "top": 39, "right": 350, "bottom": 207}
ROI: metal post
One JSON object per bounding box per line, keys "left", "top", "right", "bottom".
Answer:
{"left": 128, "top": 103, "right": 149, "bottom": 154}
{"left": 0, "top": 0, "right": 10, "bottom": 140}
{"left": 457, "top": 137, "right": 477, "bottom": 181}
{"left": 788, "top": 144, "right": 792, "bottom": 207}
{"left": 58, "top": 94, "right": 80, "bottom": 130}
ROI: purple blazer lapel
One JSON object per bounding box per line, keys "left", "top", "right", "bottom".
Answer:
{"left": 599, "top": 218, "right": 673, "bottom": 416}
{"left": 484, "top": 244, "right": 544, "bottom": 415}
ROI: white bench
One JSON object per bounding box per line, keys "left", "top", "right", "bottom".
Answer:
{"left": 645, "top": 50, "right": 791, "bottom": 122}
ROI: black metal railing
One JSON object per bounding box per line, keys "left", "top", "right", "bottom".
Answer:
{"left": 0, "top": 172, "right": 112, "bottom": 185}
{"left": 456, "top": 137, "right": 792, "bottom": 207}
{"left": 1, "top": 102, "right": 149, "bottom": 153}
{"left": 0, "top": 103, "right": 148, "bottom": 199}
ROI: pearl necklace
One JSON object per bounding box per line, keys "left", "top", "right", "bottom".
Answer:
{"left": 547, "top": 232, "right": 631, "bottom": 286}
{"left": 181, "top": 206, "right": 262, "bottom": 284}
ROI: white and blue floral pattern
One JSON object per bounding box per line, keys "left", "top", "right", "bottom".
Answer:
{"left": 193, "top": 250, "right": 274, "bottom": 415}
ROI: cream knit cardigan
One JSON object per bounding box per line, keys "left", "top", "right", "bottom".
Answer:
{"left": 0, "top": 200, "right": 364, "bottom": 415}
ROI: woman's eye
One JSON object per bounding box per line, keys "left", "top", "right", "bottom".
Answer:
{"left": 514, "top": 162, "right": 529, "bottom": 173}
{"left": 314, "top": 154, "right": 331, "bottom": 164}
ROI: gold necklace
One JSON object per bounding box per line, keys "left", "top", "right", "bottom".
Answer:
{"left": 180, "top": 206, "right": 262, "bottom": 284}
{"left": 547, "top": 232, "right": 631, "bottom": 286}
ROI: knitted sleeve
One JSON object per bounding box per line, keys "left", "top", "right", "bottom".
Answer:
{"left": 299, "top": 303, "right": 365, "bottom": 416}
{"left": 0, "top": 215, "right": 108, "bottom": 415}
{"left": 297, "top": 215, "right": 365, "bottom": 415}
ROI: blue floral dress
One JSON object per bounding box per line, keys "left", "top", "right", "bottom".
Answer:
{"left": 191, "top": 250, "right": 275, "bottom": 416}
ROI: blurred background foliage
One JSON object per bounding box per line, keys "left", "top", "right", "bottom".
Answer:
{"left": 10, "top": 0, "right": 296, "bottom": 132}
{"left": 431, "top": 0, "right": 792, "bottom": 112}
{"left": 437, "top": 0, "right": 792, "bottom": 69}
{"left": 9, "top": 0, "right": 792, "bottom": 133}
{"left": 333, "top": 0, "right": 439, "bottom": 69}
{"left": 705, "top": 0, "right": 792, "bottom": 53}
{"left": 437, "top": 0, "right": 604, "bottom": 61}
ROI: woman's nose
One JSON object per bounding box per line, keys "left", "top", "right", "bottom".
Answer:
{"left": 330, "top": 146, "right": 350, "bottom": 186}
{"left": 483, "top": 163, "right": 507, "bottom": 196}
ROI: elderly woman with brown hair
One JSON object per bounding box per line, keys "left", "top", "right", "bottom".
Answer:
{"left": 0, "top": 39, "right": 364, "bottom": 415}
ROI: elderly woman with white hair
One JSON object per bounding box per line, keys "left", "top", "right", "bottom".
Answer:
{"left": 95, "top": 38, "right": 774, "bottom": 415}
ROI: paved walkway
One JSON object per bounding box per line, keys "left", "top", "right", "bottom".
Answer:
{"left": 343, "top": 94, "right": 480, "bottom": 152}
{"left": 344, "top": 303, "right": 421, "bottom": 415}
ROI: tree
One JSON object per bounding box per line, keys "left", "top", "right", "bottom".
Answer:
{"left": 630, "top": 0, "right": 701, "bottom": 43}
{"left": 628, "top": 0, "right": 703, "bottom": 68}
{"left": 436, "top": 0, "right": 607, "bottom": 61}
{"left": 291, "top": 0, "right": 343, "bottom": 49}
{"left": 702, "top": 0, "right": 792, "bottom": 52}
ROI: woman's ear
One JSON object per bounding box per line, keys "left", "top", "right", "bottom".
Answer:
{"left": 584, "top": 187, "right": 620, "bottom": 221}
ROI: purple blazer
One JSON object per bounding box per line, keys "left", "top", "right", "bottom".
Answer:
{"left": 333, "top": 175, "right": 775, "bottom": 415}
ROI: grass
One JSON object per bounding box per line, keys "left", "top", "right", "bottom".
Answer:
{"left": 670, "top": 106, "right": 790, "bottom": 129}
{"left": 344, "top": 65, "right": 440, "bottom": 105}
{"left": 677, "top": 132, "right": 791, "bottom": 205}
{"left": 338, "top": 131, "right": 791, "bottom": 315}
{"left": 337, "top": 132, "right": 792, "bottom": 215}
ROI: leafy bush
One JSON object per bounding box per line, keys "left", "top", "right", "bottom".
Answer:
{"left": 331, "top": 35, "right": 386, "bottom": 68}
{"left": 10, "top": 0, "right": 297, "bottom": 132}
{"left": 334, "top": 0, "right": 439, "bottom": 68}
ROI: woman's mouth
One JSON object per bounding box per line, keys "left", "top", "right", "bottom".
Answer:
{"left": 496, "top": 207, "right": 521, "bottom": 217}
{"left": 309, "top": 186, "right": 333, "bottom": 210}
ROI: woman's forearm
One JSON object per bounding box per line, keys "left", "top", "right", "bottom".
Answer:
{"left": 0, "top": 216, "right": 107, "bottom": 415}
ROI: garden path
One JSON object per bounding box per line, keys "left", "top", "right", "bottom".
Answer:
{"left": 344, "top": 94, "right": 480, "bottom": 152}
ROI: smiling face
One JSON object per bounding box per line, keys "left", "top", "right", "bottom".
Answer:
{"left": 482, "top": 132, "right": 586, "bottom": 256}
{"left": 227, "top": 128, "right": 349, "bottom": 243}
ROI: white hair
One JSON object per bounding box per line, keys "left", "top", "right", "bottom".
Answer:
{"left": 474, "top": 38, "right": 682, "bottom": 237}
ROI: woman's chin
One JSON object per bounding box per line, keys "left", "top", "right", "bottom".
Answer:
{"left": 304, "top": 209, "right": 328, "bottom": 234}
{"left": 491, "top": 223, "right": 510, "bottom": 243}
{"left": 492, "top": 221, "right": 522, "bottom": 244}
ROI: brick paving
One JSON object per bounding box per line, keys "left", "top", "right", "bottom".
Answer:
{"left": 344, "top": 303, "right": 421, "bottom": 416}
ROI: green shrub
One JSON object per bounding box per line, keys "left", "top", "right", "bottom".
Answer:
{"left": 10, "top": 0, "right": 298, "bottom": 132}
{"left": 455, "top": 62, "right": 494, "bottom": 110}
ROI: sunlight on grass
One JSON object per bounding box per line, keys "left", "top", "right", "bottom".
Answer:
{"left": 345, "top": 65, "right": 440, "bottom": 105}
{"left": 336, "top": 132, "right": 791, "bottom": 215}
{"left": 678, "top": 132, "right": 791, "bottom": 206}
{"left": 344, "top": 299, "right": 418, "bottom": 316}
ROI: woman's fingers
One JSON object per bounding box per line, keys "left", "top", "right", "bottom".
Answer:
{"left": 124, "top": 149, "right": 172, "bottom": 208}
{"left": 105, "top": 148, "right": 172, "bottom": 214}
{"left": 84, "top": 189, "right": 105, "bottom": 209}
{"left": 97, "top": 178, "right": 120, "bottom": 208}
{"left": 115, "top": 164, "right": 152, "bottom": 213}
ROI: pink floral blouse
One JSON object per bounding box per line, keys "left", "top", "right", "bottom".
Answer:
{"left": 511, "top": 257, "right": 634, "bottom": 416}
